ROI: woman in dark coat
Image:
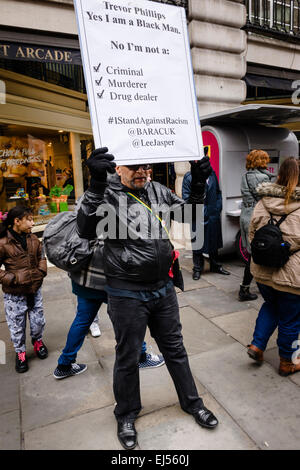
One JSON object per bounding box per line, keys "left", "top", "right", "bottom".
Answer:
{"left": 182, "top": 168, "right": 230, "bottom": 280}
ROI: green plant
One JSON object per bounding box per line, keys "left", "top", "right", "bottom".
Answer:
{"left": 49, "top": 185, "right": 62, "bottom": 197}
{"left": 61, "top": 185, "right": 74, "bottom": 196}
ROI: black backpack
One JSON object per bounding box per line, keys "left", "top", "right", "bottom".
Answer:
{"left": 251, "top": 214, "right": 291, "bottom": 268}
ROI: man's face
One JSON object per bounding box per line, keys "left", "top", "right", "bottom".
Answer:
{"left": 116, "top": 165, "right": 150, "bottom": 190}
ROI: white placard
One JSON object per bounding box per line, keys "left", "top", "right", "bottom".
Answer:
{"left": 74, "top": 0, "right": 204, "bottom": 165}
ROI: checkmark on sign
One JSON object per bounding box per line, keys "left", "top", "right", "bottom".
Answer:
{"left": 95, "top": 77, "right": 103, "bottom": 86}
{"left": 97, "top": 90, "right": 105, "bottom": 99}
{"left": 93, "top": 63, "right": 101, "bottom": 72}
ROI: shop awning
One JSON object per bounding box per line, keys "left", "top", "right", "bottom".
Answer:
{"left": 200, "top": 104, "right": 300, "bottom": 127}
{"left": 244, "top": 74, "right": 294, "bottom": 91}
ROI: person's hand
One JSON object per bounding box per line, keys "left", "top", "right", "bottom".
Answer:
{"left": 190, "top": 156, "right": 212, "bottom": 184}
{"left": 86, "top": 147, "right": 116, "bottom": 183}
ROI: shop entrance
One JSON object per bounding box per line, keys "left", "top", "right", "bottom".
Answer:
{"left": 0, "top": 123, "right": 92, "bottom": 228}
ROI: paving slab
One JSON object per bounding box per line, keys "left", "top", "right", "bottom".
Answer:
{"left": 137, "top": 394, "right": 258, "bottom": 450}
{"left": 191, "top": 342, "right": 300, "bottom": 450}
{"left": 264, "top": 347, "right": 300, "bottom": 387}
{"left": 0, "top": 320, "right": 14, "bottom": 353}
{"left": 178, "top": 306, "right": 235, "bottom": 356}
{"left": 177, "top": 292, "right": 189, "bottom": 308}
{"left": 24, "top": 405, "right": 123, "bottom": 450}
{"left": 0, "top": 352, "right": 20, "bottom": 415}
{"left": 20, "top": 359, "right": 114, "bottom": 432}
{"left": 211, "top": 308, "right": 278, "bottom": 350}
{"left": 98, "top": 352, "right": 205, "bottom": 417}
{"left": 178, "top": 287, "right": 252, "bottom": 319}
{"left": 91, "top": 327, "right": 117, "bottom": 359}
{"left": 180, "top": 269, "right": 211, "bottom": 292}
{"left": 0, "top": 410, "right": 21, "bottom": 450}
{"left": 20, "top": 338, "right": 98, "bottom": 380}
{"left": 41, "top": 298, "right": 79, "bottom": 351}
{"left": 41, "top": 270, "right": 73, "bottom": 303}
{"left": 201, "top": 271, "right": 243, "bottom": 293}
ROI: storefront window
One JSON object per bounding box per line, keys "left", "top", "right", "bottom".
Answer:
{"left": 0, "top": 124, "right": 84, "bottom": 226}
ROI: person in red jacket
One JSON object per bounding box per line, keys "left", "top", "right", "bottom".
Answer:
{"left": 0, "top": 206, "right": 48, "bottom": 373}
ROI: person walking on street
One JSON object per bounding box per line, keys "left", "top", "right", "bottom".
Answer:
{"left": 182, "top": 154, "right": 230, "bottom": 280}
{"left": 0, "top": 206, "right": 48, "bottom": 373}
{"left": 239, "top": 150, "right": 273, "bottom": 301}
{"left": 247, "top": 157, "right": 300, "bottom": 376}
{"left": 77, "top": 147, "right": 218, "bottom": 450}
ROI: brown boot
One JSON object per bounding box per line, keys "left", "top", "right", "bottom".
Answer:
{"left": 247, "top": 344, "right": 264, "bottom": 363}
{"left": 279, "top": 357, "right": 300, "bottom": 377}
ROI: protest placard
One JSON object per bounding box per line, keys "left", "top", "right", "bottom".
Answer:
{"left": 74, "top": 0, "right": 204, "bottom": 165}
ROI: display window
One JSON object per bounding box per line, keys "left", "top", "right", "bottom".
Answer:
{"left": 0, "top": 124, "right": 91, "bottom": 227}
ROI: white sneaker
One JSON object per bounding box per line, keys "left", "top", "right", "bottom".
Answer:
{"left": 89, "top": 322, "right": 101, "bottom": 337}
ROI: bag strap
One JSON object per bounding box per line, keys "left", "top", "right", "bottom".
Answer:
{"left": 245, "top": 173, "right": 259, "bottom": 201}
{"left": 126, "top": 192, "right": 170, "bottom": 238}
{"left": 269, "top": 213, "right": 288, "bottom": 227}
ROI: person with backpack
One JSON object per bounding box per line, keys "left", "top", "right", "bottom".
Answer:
{"left": 239, "top": 150, "right": 273, "bottom": 301}
{"left": 247, "top": 157, "right": 300, "bottom": 376}
{"left": 0, "top": 206, "right": 48, "bottom": 373}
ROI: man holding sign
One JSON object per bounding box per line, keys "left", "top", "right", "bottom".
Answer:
{"left": 77, "top": 147, "right": 218, "bottom": 450}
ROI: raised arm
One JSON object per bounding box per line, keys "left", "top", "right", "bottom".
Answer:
{"left": 77, "top": 147, "right": 116, "bottom": 239}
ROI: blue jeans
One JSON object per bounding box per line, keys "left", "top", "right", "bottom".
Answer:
{"left": 58, "top": 296, "right": 104, "bottom": 365}
{"left": 252, "top": 283, "right": 300, "bottom": 359}
{"left": 58, "top": 296, "right": 148, "bottom": 366}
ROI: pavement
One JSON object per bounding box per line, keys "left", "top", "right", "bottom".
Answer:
{"left": 0, "top": 251, "right": 300, "bottom": 451}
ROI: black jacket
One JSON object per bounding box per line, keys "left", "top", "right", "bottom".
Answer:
{"left": 77, "top": 173, "right": 204, "bottom": 290}
{"left": 182, "top": 170, "right": 223, "bottom": 253}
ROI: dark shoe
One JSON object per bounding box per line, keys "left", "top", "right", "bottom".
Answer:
{"left": 15, "top": 352, "right": 28, "bottom": 373}
{"left": 32, "top": 339, "right": 48, "bottom": 359}
{"left": 247, "top": 344, "right": 264, "bottom": 363}
{"left": 192, "top": 270, "right": 201, "bottom": 280}
{"left": 239, "top": 285, "right": 258, "bottom": 302}
{"left": 193, "top": 407, "right": 218, "bottom": 429}
{"left": 117, "top": 421, "right": 137, "bottom": 450}
{"left": 279, "top": 357, "right": 300, "bottom": 377}
{"left": 210, "top": 265, "right": 230, "bottom": 275}
{"left": 53, "top": 363, "right": 87, "bottom": 380}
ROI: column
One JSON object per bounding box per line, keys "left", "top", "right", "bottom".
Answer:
{"left": 70, "top": 132, "right": 84, "bottom": 199}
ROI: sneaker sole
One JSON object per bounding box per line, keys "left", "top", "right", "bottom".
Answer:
{"left": 15, "top": 367, "right": 29, "bottom": 373}
{"left": 139, "top": 361, "right": 165, "bottom": 369}
{"left": 36, "top": 353, "right": 48, "bottom": 360}
{"left": 53, "top": 364, "right": 88, "bottom": 380}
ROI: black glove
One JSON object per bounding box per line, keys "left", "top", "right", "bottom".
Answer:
{"left": 190, "top": 156, "right": 212, "bottom": 185}
{"left": 86, "top": 147, "right": 116, "bottom": 184}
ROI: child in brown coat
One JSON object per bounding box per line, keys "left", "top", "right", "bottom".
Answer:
{"left": 0, "top": 206, "right": 48, "bottom": 373}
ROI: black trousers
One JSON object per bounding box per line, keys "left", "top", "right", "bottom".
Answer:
{"left": 107, "top": 286, "right": 203, "bottom": 422}
{"left": 242, "top": 257, "right": 253, "bottom": 286}
{"left": 192, "top": 250, "right": 220, "bottom": 272}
